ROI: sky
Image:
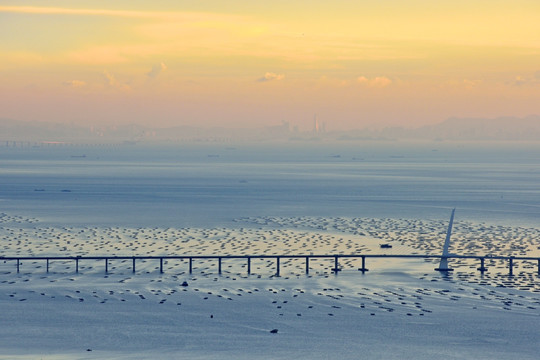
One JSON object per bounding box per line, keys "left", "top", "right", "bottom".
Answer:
{"left": 1, "top": 0, "right": 539, "bottom": 131}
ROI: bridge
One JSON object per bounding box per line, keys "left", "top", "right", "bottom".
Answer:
{"left": 2, "top": 254, "right": 539, "bottom": 276}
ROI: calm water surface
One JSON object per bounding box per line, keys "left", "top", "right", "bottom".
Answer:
{"left": 1, "top": 142, "right": 539, "bottom": 228}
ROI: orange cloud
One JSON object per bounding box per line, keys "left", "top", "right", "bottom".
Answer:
{"left": 102, "top": 71, "right": 130, "bottom": 91}
{"left": 357, "top": 76, "right": 392, "bottom": 88}
{"left": 0, "top": 6, "right": 241, "bottom": 22}
{"left": 257, "top": 72, "right": 285, "bottom": 82}
{"left": 62, "top": 80, "right": 86, "bottom": 88}
{"left": 147, "top": 62, "right": 167, "bottom": 78}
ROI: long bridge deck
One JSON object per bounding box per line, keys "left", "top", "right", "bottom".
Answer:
{"left": 2, "top": 254, "right": 539, "bottom": 276}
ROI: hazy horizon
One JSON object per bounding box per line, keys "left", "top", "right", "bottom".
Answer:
{"left": 3, "top": 114, "right": 540, "bottom": 144}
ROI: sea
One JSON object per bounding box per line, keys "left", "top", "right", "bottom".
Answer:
{"left": 1, "top": 141, "right": 539, "bottom": 229}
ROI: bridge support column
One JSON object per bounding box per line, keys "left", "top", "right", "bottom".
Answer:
{"left": 276, "top": 257, "right": 280, "bottom": 277}
{"left": 477, "top": 257, "right": 487, "bottom": 273}
{"left": 247, "top": 257, "right": 251, "bottom": 275}
{"left": 46, "top": 259, "right": 49, "bottom": 273}
{"left": 75, "top": 258, "right": 79, "bottom": 274}
{"left": 160, "top": 258, "right": 163, "bottom": 274}
{"left": 358, "top": 256, "right": 369, "bottom": 273}
{"left": 218, "top": 257, "right": 222, "bottom": 274}
{"left": 332, "top": 256, "right": 341, "bottom": 273}
{"left": 305, "top": 257, "right": 309, "bottom": 275}
{"left": 189, "top": 258, "right": 193, "bottom": 274}
{"left": 17, "top": 259, "right": 20, "bottom": 273}
{"left": 105, "top": 258, "right": 108, "bottom": 274}
{"left": 508, "top": 257, "right": 514, "bottom": 276}
{"left": 132, "top": 257, "right": 136, "bottom": 273}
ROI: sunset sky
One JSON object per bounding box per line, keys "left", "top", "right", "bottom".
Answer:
{"left": 1, "top": 1, "right": 539, "bottom": 130}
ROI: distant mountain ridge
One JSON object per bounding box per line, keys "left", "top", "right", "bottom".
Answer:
{"left": 413, "top": 115, "right": 540, "bottom": 141}
{"left": 1, "top": 115, "right": 539, "bottom": 144}
{"left": 339, "top": 115, "right": 540, "bottom": 142}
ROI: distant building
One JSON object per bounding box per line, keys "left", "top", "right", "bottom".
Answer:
{"left": 313, "top": 115, "right": 326, "bottom": 134}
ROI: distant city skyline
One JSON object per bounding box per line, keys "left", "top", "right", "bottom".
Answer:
{"left": 3, "top": 115, "right": 540, "bottom": 144}
{"left": 1, "top": 1, "right": 539, "bottom": 131}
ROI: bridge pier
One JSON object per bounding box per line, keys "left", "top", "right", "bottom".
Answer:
{"left": 132, "top": 257, "right": 136, "bottom": 273}
{"left": 305, "top": 256, "right": 309, "bottom": 275}
{"left": 477, "top": 257, "right": 487, "bottom": 273}
{"left": 276, "top": 257, "right": 280, "bottom": 277}
{"left": 218, "top": 257, "right": 222, "bottom": 274}
{"left": 105, "top": 258, "right": 108, "bottom": 274}
{"left": 160, "top": 258, "right": 163, "bottom": 274}
{"left": 17, "top": 259, "right": 20, "bottom": 273}
{"left": 46, "top": 259, "right": 49, "bottom": 273}
{"left": 75, "top": 258, "right": 79, "bottom": 273}
{"left": 508, "top": 257, "right": 514, "bottom": 276}
{"left": 358, "top": 256, "right": 369, "bottom": 273}
{"left": 189, "top": 257, "right": 193, "bottom": 274}
{"left": 247, "top": 257, "right": 251, "bottom": 275}
{"left": 332, "top": 256, "right": 341, "bottom": 273}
